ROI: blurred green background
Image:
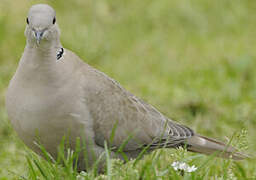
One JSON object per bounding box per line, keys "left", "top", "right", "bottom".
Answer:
{"left": 0, "top": 0, "right": 255, "bottom": 178}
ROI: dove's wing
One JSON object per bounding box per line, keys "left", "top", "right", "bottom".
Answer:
{"left": 76, "top": 52, "right": 194, "bottom": 151}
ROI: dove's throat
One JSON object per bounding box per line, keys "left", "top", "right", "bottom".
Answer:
{"left": 17, "top": 42, "right": 65, "bottom": 87}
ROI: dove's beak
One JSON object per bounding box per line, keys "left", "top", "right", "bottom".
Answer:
{"left": 34, "top": 30, "right": 44, "bottom": 45}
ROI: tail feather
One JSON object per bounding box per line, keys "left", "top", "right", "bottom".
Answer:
{"left": 186, "top": 134, "right": 249, "bottom": 160}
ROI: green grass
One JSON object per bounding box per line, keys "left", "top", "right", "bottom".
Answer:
{"left": 0, "top": 0, "right": 256, "bottom": 179}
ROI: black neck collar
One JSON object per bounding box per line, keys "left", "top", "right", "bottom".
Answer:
{"left": 57, "top": 47, "right": 64, "bottom": 60}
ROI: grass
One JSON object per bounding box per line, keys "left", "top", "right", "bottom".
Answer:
{"left": 0, "top": 0, "right": 255, "bottom": 179}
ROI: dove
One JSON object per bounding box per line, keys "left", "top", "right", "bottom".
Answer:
{"left": 6, "top": 4, "right": 247, "bottom": 171}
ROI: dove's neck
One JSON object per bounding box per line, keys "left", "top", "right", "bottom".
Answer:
{"left": 17, "top": 40, "right": 65, "bottom": 86}
{"left": 24, "top": 38, "right": 62, "bottom": 65}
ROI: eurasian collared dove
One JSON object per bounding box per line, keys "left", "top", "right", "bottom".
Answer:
{"left": 6, "top": 4, "right": 247, "bottom": 171}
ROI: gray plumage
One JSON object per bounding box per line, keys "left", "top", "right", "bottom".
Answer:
{"left": 6, "top": 4, "right": 247, "bottom": 171}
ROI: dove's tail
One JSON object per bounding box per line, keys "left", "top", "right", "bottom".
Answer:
{"left": 186, "top": 134, "right": 248, "bottom": 160}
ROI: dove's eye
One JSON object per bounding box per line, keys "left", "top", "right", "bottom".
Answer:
{"left": 26, "top": 17, "right": 29, "bottom": 25}
{"left": 53, "top": 17, "right": 56, "bottom": 24}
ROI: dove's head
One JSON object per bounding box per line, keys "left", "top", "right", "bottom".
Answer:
{"left": 25, "top": 4, "right": 60, "bottom": 46}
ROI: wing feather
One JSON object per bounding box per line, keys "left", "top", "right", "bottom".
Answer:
{"left": 83, "top": 66, "right": 194, "bottom": 151}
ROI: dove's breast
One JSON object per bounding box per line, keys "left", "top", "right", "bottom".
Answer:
{"left": 6, "top": 71, "right": 93, "bottom": 157}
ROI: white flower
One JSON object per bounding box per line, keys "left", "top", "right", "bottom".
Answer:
{"left": 179, "top": 162, "right": 188, "bottom": 170}
{"left": 171, "top": 161, "right": 179, "bottom": 170}
{"left": 171, "top": 161, "right": 197, "bottom": 173}
{"left": 187, "top": 165, "right": 197, "bottom": 172}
